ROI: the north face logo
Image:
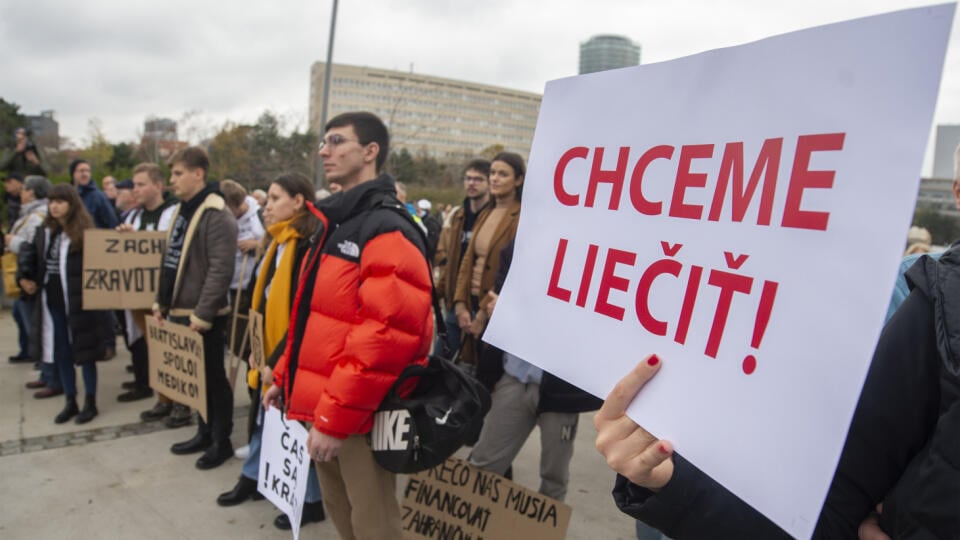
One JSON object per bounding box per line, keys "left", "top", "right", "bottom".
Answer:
{"left": 337, "top": 240, "right": 359, "bottom": 258}
{"left": 371, "top": 409, "right": 412, "bottom": 451}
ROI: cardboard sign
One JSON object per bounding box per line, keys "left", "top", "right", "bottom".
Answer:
{"left": 401, "top": 459, "right": 570, "bottom": 540}
{"left": 259, "top": 407, "right": 310, "bottom": 540}
{"left": 145, "top": 318, "right": 207, "bottom": 420}
{"left": 248, "top": 309, "right": 265, "bottom": 371}
{"left": 82, "top": 229, "right": 166, "bottom": 309}
{"left": 483, "top": 5, "right": 954, "bottom": 539}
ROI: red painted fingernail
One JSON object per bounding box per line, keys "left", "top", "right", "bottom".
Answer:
{"left": 658, "top": 443, "right": 669, "bottom": 454}
{"left": 647, "top": 354, "right": 660, "bottom": 367}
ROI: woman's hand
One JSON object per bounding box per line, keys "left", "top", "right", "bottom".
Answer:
{"left": 485, "top": 291, "right": 498, "bottom": 317}
{"left": 468, "top": 313, "right": 486, "bottom": 338}
{"left": 594, "top": 354, "right": 674, "bottom": 491}
{"left": 457, "top": 309, "right": 473, "bottom": 331}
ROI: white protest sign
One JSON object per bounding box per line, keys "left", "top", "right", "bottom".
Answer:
{"left": 258, "top": 407, "right": 310, "bottom": 540}
{"left": 484, "top": 5, "right": 954, "bottom": 539}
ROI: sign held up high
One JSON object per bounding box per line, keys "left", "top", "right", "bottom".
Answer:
{"left": 484, "top": 5, "right": 955, "bottom": 539}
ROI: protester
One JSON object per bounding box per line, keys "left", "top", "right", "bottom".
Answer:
{"left": 18, "top": 184, "right": 111, "bottom": 424}
{"left": 453, "top": 152, "right": 524, "bottom": 367}
{"left": 251, "top": 188, "right": 267, "bottom": 208}
{"left": 6, "top": 177, "right": 57, "bottom": 397}
{"left": 115, "top": 164, "right": 178, "bottom": 403}
{"left": 101, "top": 175, "right": 118, "bottom": 211}
{"left": 3, "top": 172, "right": 24, "bottom": 230}
{"left": 5, "top": 175, "right": 47, "bottom": 365}
{"left": 70, "top": 159, "right": 118, "bottom": 230}
{"left": 416, "top": 198, "right": 442, "bottom": 257}
{"left": 219, "top": 179, "right": 265, "bottom": 358}
{"left": 217, "top": 172, "right": 325, "bottom": 530}
{"left": 469, "top": 238, "right": 602, "bottom": 502}
{"left": 395, "top": 180, "right": 417, "bottom": 215}
{"left": 127, "top": 166, "right": 189, "bottom": 422}
{"left": 263, "top": 111, "right": 433, "bottom": 539}
{"left": 114, "top": 179, "right": 136, "bottom": 220}
{"left": 1, "top": 128, "right": 46, "bottom": 178}
{"left": 154, "top": 147, "right": 237, "bottom": 470}
{"left": 595, "top": 144, "right": 960, "bottom": 540}
{"left": 70, "top": 158, "right": 119, "bottom": 360}
{"left": 434, "top": 159, "right": 491, "bottom": 355}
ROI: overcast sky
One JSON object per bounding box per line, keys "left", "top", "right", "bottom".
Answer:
{"left": 2, "top": 1, "right": 958, "bottom": 171}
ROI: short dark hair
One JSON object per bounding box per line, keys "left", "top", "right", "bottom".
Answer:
{"left": 3, "top": 172, "right": 23, "bottom": 183}
{"left": 464, "top": 159, "right": 491, "bottom": 177}
{"left": 168, "top": 146, "right": 210, "bottom": 179}
{"left": 325, "top": 112, "right": 390, "bottom": 173}
{"left": 492, "top": 152, "right": 526, "bottom": 200}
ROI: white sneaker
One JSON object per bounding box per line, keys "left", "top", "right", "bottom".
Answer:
{"left": 234, "top": 445, "right": 250, "bottom": 459}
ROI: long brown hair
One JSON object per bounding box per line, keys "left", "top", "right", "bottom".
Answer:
{"left": 44, "top": 184, "right": 95, "bottom": 251}
{"left": 271, "top": 173, "right": 321, "bottom": 238}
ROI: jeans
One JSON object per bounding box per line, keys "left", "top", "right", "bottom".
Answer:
{"left": 636, "top": 521, "right": 668, "bottom": 540}
{"left": 50, "top": 304, "right": 96, "bottom": 397}
{"left": 241, "top": 404, "right": 322, "bottom": 503}
{"left": 435, "top": 308, "right": 461, "bottom": 357}
{"left": 13, "top": 296, "right": 32, "bottom": 357}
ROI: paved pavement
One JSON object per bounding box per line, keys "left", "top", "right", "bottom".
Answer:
{"left": 0, "top": 308, "right": 638, "bottom": 539}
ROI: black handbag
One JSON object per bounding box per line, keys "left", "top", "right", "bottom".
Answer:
{"left": 371, "top": 204, "right": 492, "bottom": 474}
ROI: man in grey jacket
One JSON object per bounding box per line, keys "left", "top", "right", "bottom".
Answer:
{"left": 152, "top": 147, "right": 238, "bottom": 470}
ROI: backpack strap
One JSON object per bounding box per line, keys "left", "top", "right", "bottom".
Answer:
{"left": 378, "top": 202, "right": 454, "bottom": 359}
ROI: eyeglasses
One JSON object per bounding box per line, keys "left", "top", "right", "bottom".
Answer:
{"left": 318, "top": 133, "right": 359, "bottom": 151}
{"left": 464, "top": 175, "right": 487, "bottom": 183}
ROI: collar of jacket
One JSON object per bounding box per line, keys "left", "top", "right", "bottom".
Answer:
{"left": 76, "top": 182, "right": 98, "bottom": 195}
{"left": 314, "top": 174, "right": 400, "bottom": 226}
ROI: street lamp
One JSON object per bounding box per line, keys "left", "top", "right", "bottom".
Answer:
{"left": 316, "top": 0, "right": 339, "bottom": 188}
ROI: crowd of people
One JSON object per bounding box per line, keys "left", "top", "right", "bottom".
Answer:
{"left": 4, "top": 116, "right": 956, "bottom": 539}
{"left": 0, "top": 113, "right": 607, "bottom": 538}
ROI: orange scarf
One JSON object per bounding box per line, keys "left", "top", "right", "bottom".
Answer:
{"left": 251, "top": 218, "right": 301, "bottom": 358}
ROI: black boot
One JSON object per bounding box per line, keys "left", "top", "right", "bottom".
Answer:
{"left": 75, "top": 395, "right": 98, "bottom": 424}
{"left": 196, "top": 440, "right": 234, "bottom": 470}
{"left": 275, "top": 500, "right": 326, "bottom": 529}
{"left": 216, "top": 476, "right": 263, "bottom": 506}
{"left": 54, "top": 396, "right": 79, "bottom": 424}
{"left": 171, "top": 430, "right": 211, "bottom": 455}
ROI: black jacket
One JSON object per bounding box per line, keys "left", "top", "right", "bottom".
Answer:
{"left": 18, "top": 226, "right": 111, "bottom": 365}
{"left": 612, "top": 249, "right": 952, "bottom": 538}
{"left": 475, "top": 239, "right": 602, "bottom": 414}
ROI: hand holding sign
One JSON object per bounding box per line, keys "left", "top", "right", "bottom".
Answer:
{"left": 594, "top": 354, "right": 673, "bottom": 491}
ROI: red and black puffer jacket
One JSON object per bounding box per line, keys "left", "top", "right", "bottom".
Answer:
{"left": 272, "top": 175, "right": 433, "bottom": 439}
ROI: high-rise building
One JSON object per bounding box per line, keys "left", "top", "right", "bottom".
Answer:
{"left": 933, "top": 124, "right": 960, "bottom": 179}
{"left": 25, "top": 110, "right": 59, "bottom": 151}
{"left": 579, "top": 35, "right": 641, "bottom": 75}
{"left": 140, "top": 117, "right": 185, "bottom": 161}
{"left": 309, "top": 62, "right": 541, "bottom": 160}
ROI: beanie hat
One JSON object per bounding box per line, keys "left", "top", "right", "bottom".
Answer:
{"left": 68, "top": 159, "right": 89, "bottom": 179}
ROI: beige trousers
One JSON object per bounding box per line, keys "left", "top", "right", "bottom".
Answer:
{"left": 314, "top": 434, "right": 401, "bottom": 540}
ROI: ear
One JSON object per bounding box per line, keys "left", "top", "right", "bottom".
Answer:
{"left": 293, "top": 193, "right": 305, "bottom": 210}
{"left": 363, "top": 141, "right": 380, "bottom": 165}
